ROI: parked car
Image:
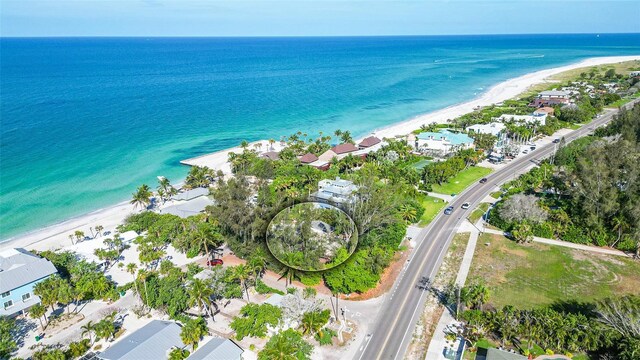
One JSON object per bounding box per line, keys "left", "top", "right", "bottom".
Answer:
{"left": 444, "top": 206, "right": 454, "bottom": 215}
{"left": 530, "top": 146, "right": 536, "bottom": 151}
{"left": 207, "top": 259, "right": 224, "bottom": 266}
{"left": 451, "top": 193, "right": 457, "bottom": 197}
{"left": 461, "top": 202, "right": 470, "bottom": 209}
{"left": 553, "top": 138, "right": 560, "bottom": 143}
{"left": 522, "top": 150, "right": 529, "bottom": 154}
{"left": 479, "top": 178, "right": 488, "bottom": 184}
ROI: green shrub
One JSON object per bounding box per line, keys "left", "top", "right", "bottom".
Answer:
{"left": 299, "top": 272, "right": 322, "bottom": 286}
{"left": 255, "top": 280, "right": 285, "bottom": 295}
{"left": 315, "top": 328, "right": 338, "bottom": 346}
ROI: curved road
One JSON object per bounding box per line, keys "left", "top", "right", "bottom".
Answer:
{"left": 354, "top": 99, "right": 639, "bottom": 360}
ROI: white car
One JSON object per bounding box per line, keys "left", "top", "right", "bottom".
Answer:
{"left": 461, "top": 202, "right": 470, "bottom": 209}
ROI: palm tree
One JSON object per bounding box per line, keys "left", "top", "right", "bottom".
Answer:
{"left": 74, "top": 230, "right": 85, "bottom": 243}
{"left": 248, "top": 250, "right": 268, "bottom": 282}
{"left": 240, "top": 140, "right": 249, "bottom": 150}
{"left": 29, "top": 304, "right": 47, "bottom": 330}
{"left": 187, "top": 278, "right": 215, "bottom": 319}
{"left": 68, "top": 234, "right": 75, "bottom": 245}
{"left": 180, "top": 318, "right": 208, "bottom": 351}
{"left": 81, "top": 321, "right": 96, "bottom": 344}
{"left": 611, "top": 215, "right": 628, "bottom": 248}
{"left": 95, "top": 225, "right": 104, "bottom": 237}
{"left": 268, "top": 139, "right": 276, "bottom": 151}
{"left": 259, "top": 333, "right": 299, "bottom": 360}
{"left": 137, "top": 269, "right": 151, "bottom": 309}
{"left": 130, "top": 184, "right": 152, "bottom": 210}
{"left": 300, "top": 311, "right": 325, "bottom": 336}
{"left": 126, "top": 263, "right": 140, "bottom": 303}
{"left": 397, "top": 204, "right": 418, "bottom": 223}
{"left": 232, "top": 265, "right": 252, "bottom": 302}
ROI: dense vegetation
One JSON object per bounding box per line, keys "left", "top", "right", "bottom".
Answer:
{"left": 489, "top": 103, "right": 640, "bottom": 254}
{"left": 460, "top": 295, "right": 640, "bottom": 359}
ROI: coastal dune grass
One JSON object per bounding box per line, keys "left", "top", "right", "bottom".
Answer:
{"left": 468, "top": 233, "right": 640, "bottom": 309}
{"left": 431, "top": 166, "right": 492, "bottom": 195}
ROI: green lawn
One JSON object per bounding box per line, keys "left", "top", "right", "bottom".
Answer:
{"left": 468, "top": 233, "right": 640, "bottom": 309}
{"left": 431, "top": 166, "right": 493, "bottom": 195}
{"left": 489, "top": 191, "right": 502, "bottom": 199}
{"left": 418, "top": 195, "right": 448, "bottom": 226}
{"left": 468, "top": 203, "right": 490, "bottom": 223}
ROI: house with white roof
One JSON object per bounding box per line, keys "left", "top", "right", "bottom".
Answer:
{"left": 188, "top": 337, "right": 243, "bottom": 360}
{"left": 467, "top": 122, "right": 506, "bottom": 137}
{"left": 415, "top": 130, "right": 474, "bottom": 156}
{"left": 496, "top": 112, "right": 547, "bottom": 126}
{"left": 0, "top": 248, "right": 58, "bottom": 317}
{"left": 311, "top": 177, "right": 359, "bottom": 206}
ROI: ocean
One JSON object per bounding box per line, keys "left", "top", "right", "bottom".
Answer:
{"left": 1, "top": 34, "right": 640, "bottom": 240}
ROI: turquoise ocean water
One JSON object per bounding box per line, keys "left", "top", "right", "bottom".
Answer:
{"left": 1, "top": 34, "right": 640, "bottom": 240}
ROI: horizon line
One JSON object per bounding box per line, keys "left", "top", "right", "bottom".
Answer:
{"left": 2, "top": 31, "right": 640, "bottom": 39}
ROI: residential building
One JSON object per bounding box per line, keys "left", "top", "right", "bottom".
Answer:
{"left": 533, "top": 106, "right": 555, "bottom": 116}
{"left": 188, "top": 338, "right": 243, "bottom": 360}
{"left": 331, "top": 143, "right": 358, "bottom": 155}
{"left": 496, "top": 112, "right": 547, "bottom": 126}
{"left": 0, "top": 248, "right": 58, "bottom": 317}
{"left": 484, "top": 348, "right": 527, "bottom": 360}
{"left": 415, "top": 130, "right": 474, "bottom": 156}
{"left": 318, "top": 149, "right": 338, "bottom": 163}
{"left": 172, "top": 187, "right": 209, "bottom": 201}
{"left": 629, "top": 70, "right": 640, "bottom": 78}
{"left": 357, "top": 136, "right": 382, "bottom": 149}
{"left": 98, "top": 320, "right": 186, "bottom": 360}
{"left": 531, "top": 90, "right": 571, "bottom": 107}
{"left": 311, "top": 177, "right": 359, "bottom": 205}
{"left": 298, "top": 153, "right": 319, "bottom": 164}
{"left": 260, "top": 151, "right": 280, "bottom": 161}
{"left": 467, "top": 122, "right": 506, "bottom": 136}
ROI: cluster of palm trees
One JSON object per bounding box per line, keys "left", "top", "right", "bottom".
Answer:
{"left": 80, "top": 312, "right": 118, "bottom": 346}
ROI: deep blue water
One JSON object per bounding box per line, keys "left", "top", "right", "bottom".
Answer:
{"left": 1, "top": 34, "right": 640, "bottom": 240}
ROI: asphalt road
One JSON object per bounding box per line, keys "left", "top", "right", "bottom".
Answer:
{"left": 354, "top": 99, "right": 639, "bottom": 360}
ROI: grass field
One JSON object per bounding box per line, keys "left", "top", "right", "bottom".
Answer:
{"left": 467, "top": 233, "right": 640, "bottom": 309}
{"left": 431, "top": 166, "right": 492, "bottom": 195}
{"left": 489, "top": 191, "right": 502, "bottom": 199}
{"left": 468, "top": 203, "right": 490, "bottom": 223}
{"left": 418, "top": 195, "right": 448, "bottom": 226}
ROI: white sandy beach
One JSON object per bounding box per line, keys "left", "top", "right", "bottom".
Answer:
{"left": 2, "top": 55, "right": 639, "bottom": 255}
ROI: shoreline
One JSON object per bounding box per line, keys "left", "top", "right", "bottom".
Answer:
{"left": 2, "top": 54, "right": 639, "bottom": 252}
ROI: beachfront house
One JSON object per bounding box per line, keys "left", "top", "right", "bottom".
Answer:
{"left": 357, "top": 136, "right": 382, "bottom": 149}
{"left": 467, "top": 122, "right": 506, "bottom": 136}
{"left": 298, "top": 152, "right": 319, "bottom": 164}
{"left": 97, "top": 320, "right": 187, "bottom": 360}
{"left": 0, "top": 248, "right": 58, "bottom": 317}
{"left": 311, "top": 177, "right": 359, "bottom": 206}
{"left": 496, "top": 112, "right": 547, "bottom": 126}
{"left": 629, "top": 71, "right": 640, "bottom": 79}
{"left": 162, "top": 187, "right": 215, "bottom": 218}
{"left": 331, "top": 143, "right": 358, "bottom": 155}
{"left": 415, "top": 130, "right": 474, "bottom": 157}
{"left": 530, "top": 90, "right": 571, "bottom": 107}
{"left": 260, "top": 151, "right": 280, "bottom": 161}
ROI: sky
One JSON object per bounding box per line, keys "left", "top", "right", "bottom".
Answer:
{"left": 1, "top": 0, "right": 639, "bottom": 37}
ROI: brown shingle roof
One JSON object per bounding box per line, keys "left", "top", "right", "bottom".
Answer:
{"left": 260, "top": 151, "right": 280, "bottom": 160}
{"left": 299, "top": 153, "right": 319, "bottom": 164}
{"left": 331, "top": 143, "right": 358, "bottom": 154}
{"left": 358, "top": 136, "right": 381, "bottom": 148}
